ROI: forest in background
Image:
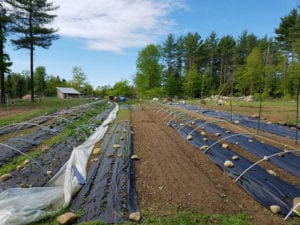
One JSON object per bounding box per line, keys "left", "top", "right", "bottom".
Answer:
{"left": 1, "top": 6, "right": 300, "bottom": 101}
{"left": 134, "top": 8, "right": 300, "bottom": 100}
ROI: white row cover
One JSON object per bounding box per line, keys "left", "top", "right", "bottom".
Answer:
{"left": 0, "top": 103, "right": 119, "bottom": 225}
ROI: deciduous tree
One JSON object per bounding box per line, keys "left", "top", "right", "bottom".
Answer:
{"left": 34, "top": 66, "right": 46, "bottom": 96}
{"left": 135, "top": 44, "right": 163, "bottom": 96}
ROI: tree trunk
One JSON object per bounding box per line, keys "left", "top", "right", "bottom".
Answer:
{"left": 29, "top": 11, "right": 34, "bottom": 102}
{"left": 0, "top": 7, "right": 5, "bottom": 104}
{"left": 30, "top": 43, "right": 34, "bottom": 102}
{"left": 0, "top": 39, "right": 5, "bottom": 104}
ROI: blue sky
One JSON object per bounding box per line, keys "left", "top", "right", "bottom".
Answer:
{"left": 6, "top": 0, "right": 298, "bottom": 88}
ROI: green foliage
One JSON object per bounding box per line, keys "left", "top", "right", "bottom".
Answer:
{"left": 183, "top": 64, "right": 201, "bottom": 98}
{"left": 34, "top": 66, "right": 47, "bottom": 96}
{"left": 109, "top": 79, "right": 135, "bottom": 97}
{"left": 0, "top": 97, "right": 91, "bottom": 127}
{"left": 235, "top": 30, "right": 258, "bottom": 65}
{"left": 5, "top": 0, "right": 59, "bottom": 102}
{"left": 71, "top": 66, "right": 88, "bottom": 90}
{"left": 30, "top": 211, "right": 256, "bottom": 225}
{"left": 135, "top": 44, "right": 163, "bottom": 96}
{"left": 143, "top": 87, "right": 166, "bottom": 98}
{"left": 94, "top": 85, "right": 112, "bottom": 98}
{"left": 275, "top": 8, "right": 298, "bottom": 49}
{"left": 0, "top": 100, "right": 108, "bottom": 176}
{"left": 244, "top": 47, "right": 264, "bottom": 94}
{"left": 44, "top": 75, "right": 67, "bottom": 96}
{"left": 0, "top": 3, "right": 12, "bottom": 104}
{"left": 184, "top": 32, "right": 203, "bottom": 71}
{"left": 6, "top": 0, "right": 59, "bottom": 50}
{"left": 6, "top": 72, "right": 28, "bottom": 98}
{"left": 165, "top": 73, "right": 182, "bottom": 97}
{"left": 116, "top": 108, "right": 130, "bottom": 121}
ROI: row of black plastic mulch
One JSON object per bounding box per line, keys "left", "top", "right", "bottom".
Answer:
{"left": 190, "top": 119, "right": 300, "bottom": 179}
{"left": 0, "top": 102, "right": 94, "bottom": 136}
{"left": 169, "top": 120, "right": 300, "bottom": 216}
{"left": 70, "top": 121, "right": 139, "bottom": 224}
{"left": 175, "top": 103, "right": 299, "bottom": 140}
{"left": 0, "top": 103, "right": 114, "bottom": 192}
{"left": 0, "top": 101, "right": 111, "bottom": 166}
{"left": 0, "top": 104, "right": 90, "bottom": 166}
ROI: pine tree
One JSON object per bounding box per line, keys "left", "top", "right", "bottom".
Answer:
{"left": 0, "top": 3, "right": 12, "bottom": 104}
{"left": 275, "top": 8, "right": 298, "bottom": 50}
{"left": 6, "top": 0, "right": 58, "bottom": 102}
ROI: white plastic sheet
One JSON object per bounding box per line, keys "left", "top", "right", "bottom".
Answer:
{"left": 0, "top": 103, "right": 118, "bottom": 225}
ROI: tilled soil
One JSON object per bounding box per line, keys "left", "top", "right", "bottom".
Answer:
{"left": 131, "top": 108, "right": 292, "bottom": 225}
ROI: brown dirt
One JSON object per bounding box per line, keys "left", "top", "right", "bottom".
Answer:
{"left": 131, "top": 107, "right": 294, "bottom": 225}
{"left": 0, "top": 107, "right": 35, "bottom": 118}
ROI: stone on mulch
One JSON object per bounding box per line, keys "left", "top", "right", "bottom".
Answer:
{"left": 57, "top": 212, "right": 77, "bottom": 225}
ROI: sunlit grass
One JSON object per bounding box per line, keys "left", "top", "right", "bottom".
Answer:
{"left": 0, "top": 97, "right": 92, "bottom": 127}
{"left": 30, "top": 211, "right": 258, "bottom": 225}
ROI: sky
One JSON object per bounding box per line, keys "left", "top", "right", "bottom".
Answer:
{"left": 5, "top": 0, "right": 299, "bottom": 88}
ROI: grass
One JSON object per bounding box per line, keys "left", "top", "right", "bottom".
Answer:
{"left": 29, "top": 210, "right": 256, "bottom": 225}
{"left": 0, "top": 101, "right": 110, "bottom": 176}
{"left": 6, "top": 98, "right": 300, "bottom": 225}
{"left": 187, "top": 98, "right": 300, "bottom": 126}
{"left": 117, "top": 108, "right": 130, "bottom": 121}
{"left": 137, "top": 211, "right": 255, "bottom": 225}
{"left": 0, "top": 97, "right": 92, "bottom": 127}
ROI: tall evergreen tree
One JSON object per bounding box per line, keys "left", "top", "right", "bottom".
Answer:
{"left": 175, "top": 36, "right": 185, "bottom": 77}
{"left": 217, "top": 35, "right": 236, "bottom": 88}
{"left": 6, "top": 0, "right": 58, "bottom": 102}
{"left": 275, "top": 8, "right": 298, "bottom": 51}
{"left": 161, "top": 34, "right": 183, "bottom": 97}
{"left": 235, "top": 30, "right": 258, "bottom": 65}
{"left": 184, "top": 32, "right": 202, "bottom": 72}
{"left": 0, "top": 3, "right": 12, "bottom": 104}
{"left": 162, "top": 34, "right": 176, "bottom": 77}
{"left": 204, "top": 31, "right": 219, "bottom": 91}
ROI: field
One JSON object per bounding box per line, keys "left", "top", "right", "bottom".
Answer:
{"left": 0, "top": 98, "right": 300, "bottom": 225}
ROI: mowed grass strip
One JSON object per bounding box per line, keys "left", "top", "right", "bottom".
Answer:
{"left": 0, "top": 97, "right": 92, "bottom": 127}
{"left": 0, "top": 102, "right": 109, "bottom": 176}
{"left": 29, "top": 211, "right": 256, "bottom": 225}
{"left": 188, "top": 98, "right": 300, "bottom": 126}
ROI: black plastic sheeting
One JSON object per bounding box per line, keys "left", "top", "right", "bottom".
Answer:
{"left": 0, "top": 141, "right": 74, "bottom": 191}
{"left": 0, "top": 101, "right": 112, "bottom": 166}
{"left": 175, "top": 103, "right": 299, "bottom": 140}
{"left": 0, "top": 103, "right": 88, "bottom": 136}
{"left": 0, "top": 117, "right": 52, "bottom": 136}
{"left": 169, "top": 121, "right": 300, "bottom": 215}
{"left": 0, "top": 105, "right": 113, "bottom": 192}
{"left": 0, "top": 127, "right": 63, "bottom": 166}
{"left": 191, "top": 119, "right": 300, "bottom": 179}
{"left": 70, "top": 122, "right": 139, "bottom": 224}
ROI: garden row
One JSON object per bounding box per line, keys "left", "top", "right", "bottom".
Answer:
{"left": 150, "top": 102, "right": 300, "bottom": 219}
{"left": 175, "top": 103, "right": 299, "bottom": 140}
{"left": 0, "top": 102, "right": 141, "bottom": 225}
{"left": 70, "top": 121, "right": 139, "bottom": 224}
{"left": 0, "top": 101, "right": 114, "bottom": 190}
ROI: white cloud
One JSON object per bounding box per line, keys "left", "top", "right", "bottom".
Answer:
{"left": 52, "top": 0, "right": 186, "bottom": 52}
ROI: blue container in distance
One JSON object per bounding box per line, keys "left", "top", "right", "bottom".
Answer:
{"left": 119, "top": 96, "right": 126, "bottom": 102}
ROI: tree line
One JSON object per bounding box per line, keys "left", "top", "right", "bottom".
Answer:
{"left": 5, "top": 65, "right": 96, "bottom": 100}
{"left": 134, "top": 8, "right": 300, "bottom": 100}
{"left": 1, "top": 3, "right": 300, "bottom": 103}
